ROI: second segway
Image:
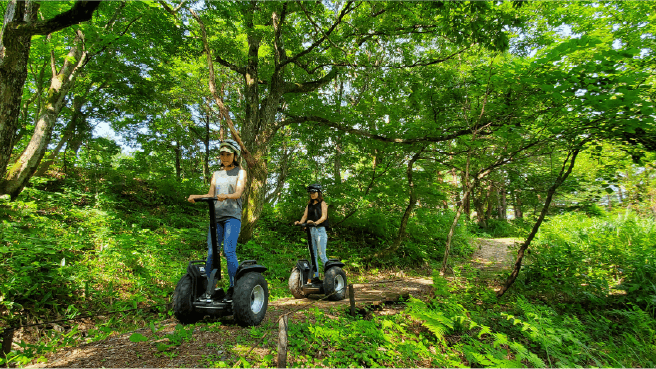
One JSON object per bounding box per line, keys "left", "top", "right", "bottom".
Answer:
{"left": 288, "top": 223, "right": 347, "bottom": 300}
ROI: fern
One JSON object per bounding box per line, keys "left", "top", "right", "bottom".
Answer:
{"left": 407, "top": 298, "right": 453, "bottom": 342}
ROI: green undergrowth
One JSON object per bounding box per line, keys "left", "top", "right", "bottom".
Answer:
{"left": 520, "top": 210, "right": 656, "bottom": 311}
{"left": 0, "top": 174, "right": 469, "bottom": 366}
{"left": 2, "top": 174, "right": 655, "bottom": 367}
{"left": 198, "top": 270, "right": 655, "bottom": 368}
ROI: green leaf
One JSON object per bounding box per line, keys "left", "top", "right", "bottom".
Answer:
{"left": 129, "top": 333, "right": 149, "bottom": 343}
{"left": 157, "top": 342, "right": 172, "bottom": 352}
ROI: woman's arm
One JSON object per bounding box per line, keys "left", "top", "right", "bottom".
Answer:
{"left": 216, "top": 169, "right": 247, "bottom": 201}
{"left": 313, "top": 201, "right": 328, "bottom": 225}
{"left": 187, "top": 173, "right": 216, "bottom": 203}
{"left": 295, "top": 206, "right": 309, "bottom": 225}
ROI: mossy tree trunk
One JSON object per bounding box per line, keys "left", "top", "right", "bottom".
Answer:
{"left": 2, "top": 30, "right": 87, "bottom": 199}
{"left": 0, "top": 1, "right": 99, "bottom": 191}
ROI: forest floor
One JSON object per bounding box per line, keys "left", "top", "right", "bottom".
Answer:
{"left": 470, "top": 237, "right": 519, "bottom": 273}
{"left": 26, "top": 238, "right": 519, "bottom": 368}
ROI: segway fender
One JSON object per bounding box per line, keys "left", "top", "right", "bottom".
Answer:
{"left": 235, "top": 260, "right": 267, "bottom": 280}
{"left": 324, "top": 259, "right": 345, "bottom": 271}
{"left": 295, "top": 259, "right": 312, "bottom": 282}
{"left": 186, "top": 260, "right": 208, "bottom": 298}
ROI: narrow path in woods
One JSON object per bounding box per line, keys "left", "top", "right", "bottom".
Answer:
{"left": 27, "top": 239, "right": 517, "bottom": 368}
{"left": 470, "top": 237, "right": 520, "bottom": 272}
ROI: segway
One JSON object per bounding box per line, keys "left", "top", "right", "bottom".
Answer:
{"left": 172, "top": 197, "right": 268, "bottom": 326}
{"left": 288, "top": 223, "right": 347, "bottom": 301}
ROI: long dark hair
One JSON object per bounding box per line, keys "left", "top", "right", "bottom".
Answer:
{"left": 307, "top": 192, "right": 324, "bottom": 205}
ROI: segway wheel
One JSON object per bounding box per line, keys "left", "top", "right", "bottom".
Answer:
{"left": 324, "top": 267, "right": 347, "bottom": 301}
{"left": 288, "top": 267, "right": 306, "bottom": 299}
{"left": 233, "top": 272, "right": 269, "bottom": 326}
{"left": 173, "top": 274, "right": 202, "bottom": 324}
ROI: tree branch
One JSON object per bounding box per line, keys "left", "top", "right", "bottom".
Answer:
{"left": 282, "top": 68, "right": 338, "bottom": 94}
{"left": 214, "top": 55, "right": 245, "bottom": 76}
{"left": 9, "top": 1, "right": 100, "bottom": 37}
{"left": 157, "top": 0, "right": 187, "bottom": 15}
{"left": 190, "top": 9, "right": 256, "bottom": 170}
{"left": 497, "top": 142, "right": 586, "bottom": 297}
{"left": 279, "top": 1, "right": 356, "bottom": 69}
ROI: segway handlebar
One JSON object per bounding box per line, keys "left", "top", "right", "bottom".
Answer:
{"left": 194, "top": 197, "right": 217, "bottom": 203}
{"left": 295, "top": 222, "right": 321, "bottom": 228}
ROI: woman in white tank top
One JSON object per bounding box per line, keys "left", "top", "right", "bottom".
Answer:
{"left": 187, "top": 139, "right": 247, "bottom": 301}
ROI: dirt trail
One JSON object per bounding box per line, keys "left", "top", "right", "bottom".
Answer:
{"left": 25, "top": 240, "right": 516, "bottom": 368}
{"left": 470, "top": 237, "right": 520, "bottom": 272}
{"left": 27, "top": 275, "right": 433, "bottom": 368}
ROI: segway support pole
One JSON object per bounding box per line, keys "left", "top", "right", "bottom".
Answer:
{"left": 196, "top": 197, "right": 221, "bottom": 280}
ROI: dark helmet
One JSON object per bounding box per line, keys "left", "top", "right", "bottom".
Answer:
{"left": 307, "top": 183, "right": 323, "bottom": 193}
{"left": 219, "top": 139, "right": 241, "bottom": 156}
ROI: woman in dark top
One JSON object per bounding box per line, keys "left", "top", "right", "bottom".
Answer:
{"left": 294, "top": 183, "right": 329, "bottom": 284}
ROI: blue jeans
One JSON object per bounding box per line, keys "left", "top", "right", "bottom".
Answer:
{"left": 206, "top": 218, "right": 241, "bottom": 288}
{"left": 310, "top": 227, "right": 328, "bottom": 278}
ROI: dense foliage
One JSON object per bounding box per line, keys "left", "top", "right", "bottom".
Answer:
{"left": 2, "top": 165, "right": 655, "bottom": 367}
{"left": 1, "top": 0, "right": 656, "bottom": 367}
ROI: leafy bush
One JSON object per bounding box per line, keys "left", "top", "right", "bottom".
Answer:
{"left": 408, "top": 274, "right": 656, "bottom": 368}
{"left": 520, "top": 210, "right": 656, "bottom": 308}
{"left": 470, "top": 218, "right": 533, "bottom": 238}
{"left": 405, "top": 208, "right": 475, "bottom": 263}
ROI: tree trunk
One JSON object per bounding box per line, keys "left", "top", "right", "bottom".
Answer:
{"left": 0, "top": 0, "right": 99, "bottom": 183}
{"left": 203, "top": 109, "right": 211, "bottom": 184}
{"left": 174, "top": 141, "right": 182, "bottom": 181}
{"left": 390, "top": 151, "right": 422, "bottom": 250}
{"left": 485, "top": 184, "right": 494, "bottom": 221}
{"left": 499, "top": 181, "right": 507, "bottom": 220}
{"left": 513, "top": 190, "right": 523, "bottom": 219}
{"left": 2, "top": 30, "right": 86, "bottom": 199}
{"left": 239, "top": 150, "right": 268, "bottom": 243}
{"left": 462, "top": 171, "right": 471, "bottom": 220}
{"left": 0, "top": 1, "right": 36, "bottom": 183}
{"left": 617, "top": 185, "right": 623, "bottom": 204}
{"left": 451, "top": 167, "right": 459, "bottom": 210}
{"left": 473, "top": 185, "right": 488, "bottom": 228}
{"left": 497, "top": 147, "right": 582, "bottom": 297}
{"left": 34, "top": 94, "right": 86, "bottom": 177}
{"left": 441, "top": 188, "right": 471, "bottom": 274}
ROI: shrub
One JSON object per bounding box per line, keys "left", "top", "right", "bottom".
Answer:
{"left": 520, "top": 210, "right": 656, "bottom": 308}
